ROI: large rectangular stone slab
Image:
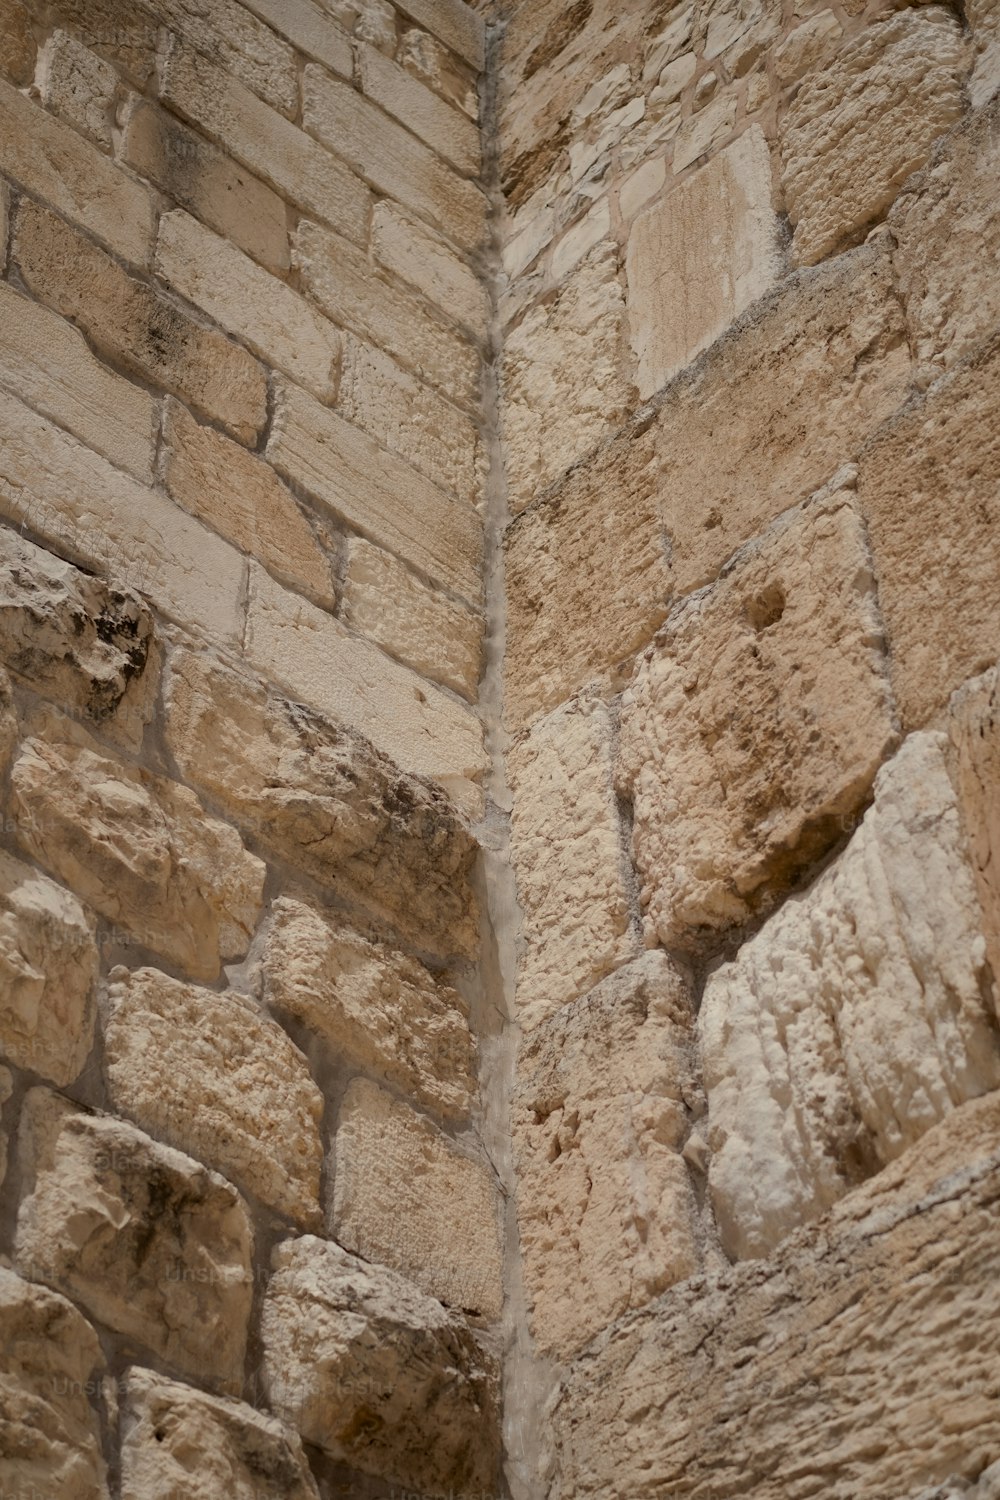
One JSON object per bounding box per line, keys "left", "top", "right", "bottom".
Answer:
{"left": 39, "top": 30, "right": 117, "bottom": 152}
{"left": 359, "top": 43, "right": 480, "bottom": 175}
{"left": 395, "top": 0, "right": 486, "bottom": 69}
{"left": 371, "top": 199, "right": 489, "bottom": 341}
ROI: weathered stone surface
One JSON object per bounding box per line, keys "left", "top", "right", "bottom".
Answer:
{"left": 780, "top": 9, "right": 970, "bottom": 266}
{"left": 673, "top": 90, "right": 737, "bottom": 173}
{"left": 627, "top": 127, "right": 782, "bottom": 396}
{"left": 0, "top": 1067, "right": 10, "bottom": 1183}
{"left": 701, "top": 733, "right": 1000, "bottom": 1262}
{"left": 342, "top": 535, "right": 482, "bottom": 700}
{"left": 774, "top": 9, "right": 844, "bottom": 87}
{"left": 396, "top": 0, "right": 485, "bottom": 69}
{"left": 860, "top": 333, "right": 1000, "bottom": 729}
{"left": 510, "top": 696, "right": 638, "bottom": 1029}
{"left": 399, "top": 24, "right": 479, "bottom": 119}
{"left": 549, "top": 1092, "right": 1000, "bottom": 1500}
{"left": 502, "top": 243, "right": 628, "bottom": 515}
{"left": 890, "top": 96, "right": 1000, "bottom": 375}
{"left": 371, "top": 199, "right": 489, "bottom": 341}
{"left": 10, "top": 719, "right": 265, "bottom": 981}
{"left": 514, "top": 952, "right": 703, "bottom": 1359}
{"left": 359, "top": 44, "right": 480, "bottom": 175}
{"left": 153, "top": 0, "right": 300, "bottom": 115}
{"left": 15, "top": 1089, "right": 253, "bottom": 1385}
{"left": 0, "top": 1267, "right": 108, "bottom": 1500}
{"left": 0, "top": 0, "right": 34, "bottom": 84}
{"left": 0, "top": 665, "right": 13, "bottom": 770}
{"left": 949, "top": 662, "right": 1000, "bottom": 986}
{"left": 39, "top": 31, "right": 117, "bottom": 151}
{"left": 332, "top": 1078, "right": 503, "bottom": 1317}
{"left": 104, "top": 967, "right": 324, "bottom": 1227}
{"left": 968, "top": 0, "right": 1000, "bottom": 105}
{"left": 239, "top": 0, "right": 352, "bottom": 78}
{"left": 618, "top": 492, "right": 897, "bottom": 948}
{"left": 164, "top": 647, "right": 480, "bottom": 960}
{"left": 0, "top": 850, "right": 98, "bottom": 1088}
{"left": 261, "top": 1235, "right": 500, "bottom": 1491}
{"left": 163, "top": 400, "right": 335, "bottom": 611}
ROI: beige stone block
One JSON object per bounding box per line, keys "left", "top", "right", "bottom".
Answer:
{"left": 0, "top": 390, "right": 246, "bottom": 643}
{"left": 342, "top": 535, "right": 482, "bottom": 700}
{"left": 156, "top": 0, "right": 299, "bottom": 114}
{"left": 510, "top": 697, "right": 638, "bottom": 1029}
{"left": 780, "top": 9, "right": 970, "bottom": 266}
{"left": 502, "top": 243, "right": 628, "bottom": 516}
{"left": 267, "top": 377, "right": 482, "bottom": 602}
{"left": 968, "top": 0, "right": 1000, "bottom": 105}
{"left": 0, "top": 0, "right": 34, "bottom": 84}
{"left": 121, "top": 98, "right": 290, "bottom": 275}
{"left": 890, "top": 97, "right": 1000, "bottom": 375}
{"left": 302, "top": 65, "right": 487, "bottom": 251}
{"left": 950, "top": 661, "right": 1000, "bottom": 987}
{"left": 16, "top": 201, "right": 266, "bottom": 445}
{"left": 0, "top": 851, "right": 98, "bottom": 1088}
{"left": 339, "top": 334, "right": 483, "bottom": 506}
{"left": 628, "top": 126, "right": 782, "bottom": 397}
{"left": 0, "top": 77, "right": 152, "bottom": 265}
{"left": 514, "top": 952, "right": 702, "bottom": 1358}
{"left": 0, "top": 1267, "right": 108, "bottom": 1500}
{"left": 332, "top": 1078, "right": 503, "bottom": 1317}
{"left": 105, "top": 970, "right": 323, "bottom": 1225}
{"left": 10, "top": 721, "right": 265, "bottom": 982}
{"left": 399, "top": 24, "right": 479, "bottom": 119}
{"left": 163, "top": 401, "right": 335, "bottom": 611}
{"left": 697, "top": 0, "right": 770, "bottom": 60}
{"left": 551, "top": 199, "right": 611, "bottom": 282}
{"left": 157, "top": 211, "right": 340, "bottom": 405}
{"left": 163, "top": 647, "right": 479, "bottom": 959}
{"left": 371, "top": 199, "right": 488, "bottom": 341}
{"left": 395, "top": 0, "right": 485, "bottom": 68}
{"left": 0, "top": 666, "right": 14, "bottom": 772}
{"left": 673, "top": 90, "right": 737, "bottom": 173}
{"left": 294, "top": 218, "right": 480, "bottom": 409}
{"left": 774, "top": 9, "right": 844, "bottom": 86}
{"left": 121, "top": 1367, "right": 320, "bottom": 1500}
{"left": 550, "top": 1092, "right": 1000, "bottom": 1499}
{"left": 22, "top": 0, "right": 156, "bottom": 87}
{"left": 0, "top": 1067, "right": 10, "bottom": 1184}
{"left": 38, "top": 31, "right": 117, "bottom": 151}
{"left": 860, "top": 333, "right": 1000, "bottom": 729}
{"left": 701, "top": 733, "right": 1000, "bottom": 1261}
{"left": 158, "top": 40, "right": 370, "bottom": 246}
{"left": 359, "top": 44, "right": 480, "bottom": 175}
{"left": 619, "top": 493, "right": 897, "bottom": 948}
{"left": 261, "top": 1235, "right": 499, "bottom": 1490}
{"left": 239, "top": 0, "right": 352, "bottom": 77}
{"left": 620, "top": 155, "right": 667, "bottom": 221}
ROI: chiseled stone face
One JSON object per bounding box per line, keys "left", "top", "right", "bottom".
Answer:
{"left": 700, "top": 733, "right": 1000, "bottom": 1261}
{"left": 261, "top": 1235, "right": 500, "bottom": 1492}
{"left": 619, "top": 491, "right": 896, "bottom": 949}
{"left": 949, "top": 661, "right": 1000, "bottom": 988}
{"left": 103, "top": 967, "right": 324, "bottom": 1228}
{"left": 0, "top": 1266, "right": 108, "bottom": 1500}
{"left": 14, "top": 1089, "right": 253, "bottom": 1386}
{"left": 331, "top": 1078, "right": 503, "bottom": 1319}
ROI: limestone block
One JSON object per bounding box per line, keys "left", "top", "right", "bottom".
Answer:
{"left": 342, "top": 535, "right": 482, "bottom": 700}
{"left": 332, "top": 1079, "right": 503, "bottom": 1317}
{"left": 0, "top": 77, "right": 152, "bottom": 265}
{"left": 39, "top": 31, "right": 117, "bottom": 151}
{"left": 371, "top": 200, "right": 488, "bottom": 341}
{"left": 514, "top": 952, "right": 702, "bottom": 1358}
{"left": 22, "top": 0, "right": 157, "bottom": 87}
{"left": 968, "top": 0, "right": 1000, "bottom": 104}
{"left": 860, "top": 334, "right": 1000, "bottom": 728}
{"left": 949, "top": 662, "right": 1000, "bottom": 985}
{"left": 0, "top": 527, "right": 155, "bottom": 745}
{"left": 672, "top": 91, "right": 737, "bottom": 173}
{"left": 774, "top": 9, "right": 844, "bottom": 86}
{"left": 267, "top": 378, "right": 482, "bottom": 603}
{"left": 355, "top": 0, "right": 398, "bottom": 53}
{"left": 549, "top": 1092, "right": 1000, "bottom": 1500}
{"left": 158, "top": 41, "right": 370, "bottom": 246}
{"left": 359, "top": 44, "right": 480, "bottom": 175}
{"left": 164, "top": 647, "right": 479, "bottom": 959}
{"left": 153, "top": 0, "right": 299, "bottom": 115}
{"left": 701, "top": 733, "right": 1000, "bottom": 1261}
{"left": 627, "top": 126, "right": 782, "bottom": 396}
{"left": 239, "top": 0, "right": 352, "bottom": 78}
{"left": 395, "top": 0, "right": 485, "bottom": 68}
{"left": 780, "top": 9, "right": 970, "bottom": 266}
{"left": 163, "top": 401, "right": 335, "bottom": 611}
{"left": 0, "top": 1068, "right": 10, "bottom": 1184}
{"left": 510, "top": 697, "right": 637, "bottom": 1029}
{"left": 501, "top": 243, "right": 628, "bottom": 515}
{"left": 399, "top": 27, "right": 478, "bottom": 118}
{"left": 15, "top": 1090, "right": 253, "bottom": 1385}
{"left": 551, "top": 201, "right": 612, "bottom": 282}
{"left": 121, "top": 98, "right": 290, "bottom": 274}
{"left": 157, "top": 211, "right": 340, "bottom": 406}
{"left": 10, "top": 723, "right": 265, "bottom": 981}
{"left": 890, "top": 97, "right": 1000, "bottom": 375}
{"left": 0, "top": 850, "right": 98, "bottom": 1087}
{"left": 261, "top": 1235, "right": 499, "bottom": 1490}
{"left": 618, "top": 493, "right": 897, "bottom": 948}
{"left": 104, "top": 968, "right": 324, "bottom": 1227}
{"left": 0, "top": 1267, "right": 107, "bottom": 1500}
{"left": 0, "top": 666, "right": 13, "bottom": 770}
{"left": 121, "top": 1367, "right": 320, "bottom": 1500}
{"left": 0, "top": 0, "right": 34, "bottom": 84}
{"left": 697, "top": 0, "right": 773, "bottom": 60}
{"left": 16, "top": 201, "right": 266, "bottom": 445}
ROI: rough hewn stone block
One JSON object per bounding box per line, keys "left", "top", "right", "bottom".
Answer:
{"left": 0, "top": 1067, "right": 10, "bottom": 1184}
{"left": 261, "top": 1235, "right": 499, "bottom": 1490}
{"left": 38, "top": 31, "right": 117, "bottom": 151}
{"left": 396, "top": 0, "right": 485, "bottom": 68}
{"left": 0, "top": 1267, "right": 107, "bottom": 1500}
{"left": 371, "top": 200, "right": 488, "bottom": 342}
{"left": 104, "top": 967, "right": 324, "bottom": 1227}
{"left": 619, "top": 492, "right": 896, "bottom": 948}
{"left": 332, "top": 1078, "right": 503, "bottom": 1317}
{"left": 240, "top": 0, "right": 352, "bottom": 78}
{"left": 514, "top": 952, "right": 702, "bottom": 1358}
{"left": 164, "top": 647, "right": 480, "bottom": 959}
{"left": 774, "top": 9, "right": 844, "bottom": 86}
{"left": 950, "top": 661, "right": 1000, "bottom": 987}
{"left": 673, "top": 90, "right": 737, "bottom": 173}
{"left": 627, "top": 127, "right": 782, "bottom": 396}
{"left": 359, "top": 43, "right": 480, "bottom": 175}
{"left": 16, "top": 201, "right": 266, "bottom": 444}
{"left": 0, "top": 0, "right": 34, "bottom": 84}
{"left": 10, "top": 719, "right": 265, "bottom": 982}
{"left": 15, "top": 1089, "right": 253, "bottom": 1386}
{"left": 780, "top": 9, "right": 970, "bottom": 266}
{"left": 0, "top": 850, "right": 98, "bottom": 1088}
{"left": 23, "top": 0, "right": 156, "bottom": 86}
{"left": 399, "top": 23, "right": 479, "bottom": 119}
